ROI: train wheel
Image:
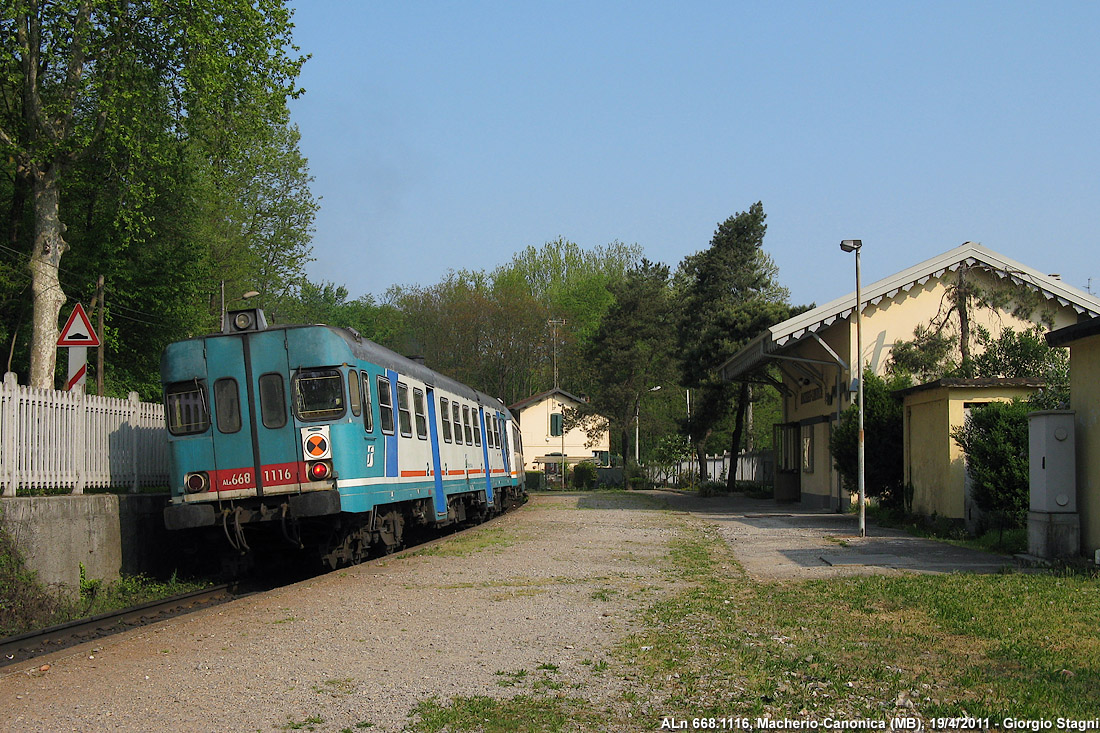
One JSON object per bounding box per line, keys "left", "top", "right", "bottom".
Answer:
{"left": 374, "top": 509, "right": 405, "bottom": 554}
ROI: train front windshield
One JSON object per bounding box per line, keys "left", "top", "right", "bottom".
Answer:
{"left": 293, "top": 368, "right": 345, "bottom": 421}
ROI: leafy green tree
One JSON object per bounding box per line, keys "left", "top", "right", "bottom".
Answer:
{"left": 497, "top": 238, "right": 640, "bottom": 392}
{"left": 387, "top": 268, "right": 551, "bottom": 404}
{"left": 580, "top": 259, "right": 677, "bottom": 467}
{"left": 1, "top": 0, "right": 305, "bottom": 388}
{"left": 951, "top": 400, "right": 1032, "bottom": 527}
{"left": 829, "top": 369, "right": 911, "bottom": 508}
{"left": 676, "top": 202, "right": 790, "bottom": 487}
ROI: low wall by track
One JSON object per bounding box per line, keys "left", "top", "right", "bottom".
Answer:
{"left": 0, "top": 493, "right": 174, "bottom": 594}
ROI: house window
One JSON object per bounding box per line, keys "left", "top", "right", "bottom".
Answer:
{"left": 774, "top": 423, "right": 799, "bottom": 472}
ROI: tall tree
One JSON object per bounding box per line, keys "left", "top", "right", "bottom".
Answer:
{"left": 499, "top": 238, "right": 641, "bottom": 392}
{"left": 1, "top": 0, "right": 305, "bottom": 387}
{"left": 677, "top": 202, "right": 790, "bottom": 487}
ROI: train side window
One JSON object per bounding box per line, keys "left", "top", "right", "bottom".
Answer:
{"left": 293, "top": 368, "right": 345, "bottom": 421}
{"left": 440, "top": 397, "right": 452, "bottom": 443}
{"left": 462, "top": 405, "right": 473, "bottom": 445}
{"left": 413, "top": 388, "right": 428, "bottom": 440}
{"left": 396, "top": 382, "right": 412, "bottom": 437}
{"left": 490, "top": 415, "right": 499, "bottom": 449}
{"left": 348, "top": 371, "right": 362, "bottom": 417}
{"left": 165, "top": 381, "right": 209, "bottom": 435}
{"left": 473, "top": 409, "right": 482, "bottom": 447}
{"left": 258, "top": 373, "right": 287, "bottom": 429}
{"left": 213, "top": 378, "right": 242, "bottom": 434}
{"left": 377, "top": 376, "right": 394, "bottom": 434}
{"left": 452, "top": 402, "right": 462, "bottom": 443}
{"left": 361, "top": 371, "right": 374, "bottom": 432}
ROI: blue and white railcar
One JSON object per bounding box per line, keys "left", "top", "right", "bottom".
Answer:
{"left": 161, "top": 308, "right": 525, "bottom": 567}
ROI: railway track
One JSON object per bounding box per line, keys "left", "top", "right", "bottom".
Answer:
{"left": 1, "top": 502, "right": 524, "bottom": 671}
{"left": 0, "top": 584, "right": 235, "bottom": 670}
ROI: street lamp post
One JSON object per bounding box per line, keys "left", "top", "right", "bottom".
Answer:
{"left": 635, "top": 386, "right": 662, "bottom": 465}
{"left": 840, "top": 239, "right": 866, "bottom": 538}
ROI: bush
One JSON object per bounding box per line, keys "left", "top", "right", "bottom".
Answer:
{"left": 573, "top": 461, "right": 597, "bottom": 490}
{"left": 829, "top": 369, "right": 910, "bottom": 508}
{"left": 951, "top": 399, "right": 1031, "bottom": 527}
{"left": 524, "top": 471, "right": 547, "bottom": 491}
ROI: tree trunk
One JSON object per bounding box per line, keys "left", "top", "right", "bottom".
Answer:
{"left": 956, "top": 266, "right": 972, "bottom": 367}
{"left": 727, "top": 381, "right": 749, "bottom": 490}
{"left": 29, "top": 166, "right": 69, "bottom": 389}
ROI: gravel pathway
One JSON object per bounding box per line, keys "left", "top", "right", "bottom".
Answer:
{"left": 0, "top": 493, "right": 683, "bottom": 732}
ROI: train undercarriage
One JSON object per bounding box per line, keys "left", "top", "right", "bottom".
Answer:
{"left": 171, "top": 485, "right": 527, "bottom": 575}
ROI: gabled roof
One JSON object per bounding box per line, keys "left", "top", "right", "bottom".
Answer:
{"left": 508, "top": 388, "right": 589, "bottom": 413}
{"left": 720, "top": 242, "right": 1100, "bottom": 382}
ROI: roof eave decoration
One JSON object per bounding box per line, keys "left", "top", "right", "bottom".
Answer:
{"left": 721, "top": 242, "right": 1100, "bottom": 382}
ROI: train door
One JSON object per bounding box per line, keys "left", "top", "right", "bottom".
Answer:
{"left": 425, "top": 387, "right": 448, "bottom": 519}
{"left": 477, "top": 407, "right": 494, "bottom": 502}
{"left": 203, "top": 336, "right": 258, "bottom": 497}
{"left": 497, "top": 411, "right": 512, "bottom": 481}
{"left": 246, "top": 329, "right": 300, "bottom": 493}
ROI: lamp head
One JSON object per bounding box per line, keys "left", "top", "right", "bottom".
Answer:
{"left": 839, "top": 239, "right": 862, "bottom": 253}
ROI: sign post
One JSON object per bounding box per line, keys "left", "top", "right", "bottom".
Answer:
{"left": 57, "top": 303, "right": 101, "bottom": 392}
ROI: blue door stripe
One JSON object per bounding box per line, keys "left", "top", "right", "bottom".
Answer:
{"left": 479, "top": 407, "right": 494, "bottom": 502}
{"left": 385, "top": 369, "right": 399, "bottom": 478}
{"left": 426, "top": 389, "right": 447, "bottom": 517}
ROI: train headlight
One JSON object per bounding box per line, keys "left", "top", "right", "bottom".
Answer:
{"left": 184, "top": 471, "right": 209, "bottom": 494}
{"left": 233, "top": 311, "right": 254, "bottom": 331}
{"left": 308, "top": 461, "right": 332, "bottom": 481}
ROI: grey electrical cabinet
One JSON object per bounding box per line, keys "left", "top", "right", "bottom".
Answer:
{"left": 1028, "top": 410, "right": 1076, "bottom": 513}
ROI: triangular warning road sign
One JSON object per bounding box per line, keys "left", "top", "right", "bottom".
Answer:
{"left": 57, "top": 303, "right": 101, "bottom": 347}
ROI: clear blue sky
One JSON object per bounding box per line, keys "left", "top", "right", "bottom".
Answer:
{"left": 288, "top": 1, "right": 1100, "bottom": 308}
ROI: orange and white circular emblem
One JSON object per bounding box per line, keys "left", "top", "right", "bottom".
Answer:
{"left": 301, "top": 426, "right": 332, "bottom": 460}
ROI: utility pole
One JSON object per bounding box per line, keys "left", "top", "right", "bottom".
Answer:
{"left": 88, "top": 275, "right": 105, "bottom": 395}
{"left": 548, "top": 318, "right": 565, "bottom": 389}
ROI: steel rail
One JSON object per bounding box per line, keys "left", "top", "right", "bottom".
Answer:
{"left": 1, "top": 584, "right": 232, "bottom": 669}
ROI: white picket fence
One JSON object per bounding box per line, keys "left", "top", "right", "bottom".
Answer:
{"left": 0, "top": 372, "right": 169, "bottom": 496}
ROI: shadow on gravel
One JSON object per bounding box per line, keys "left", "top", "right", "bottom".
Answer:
{"left": 643, "top": 488, "right": 1016, "bottom": 577}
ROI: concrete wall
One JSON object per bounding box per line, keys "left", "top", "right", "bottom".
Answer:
{"left": 1, "top": 493, "right": 173, "bottom": 594}
{"left": 904, "top": 384, "right": 1038, "bottom": 522}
